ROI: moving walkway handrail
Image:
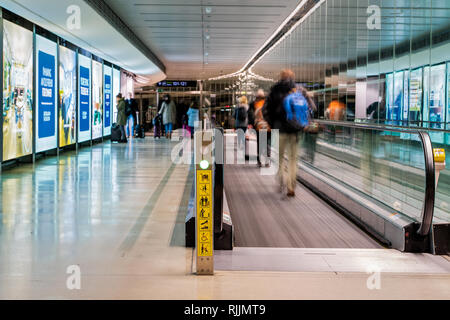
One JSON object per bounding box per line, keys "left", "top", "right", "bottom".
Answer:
{"left": 314, "top": 120, "right": 436, "bottom": 237}
{"left": 213, "top": 127, "right": 224, "bottom": 236}
{"left": 417, "top": 132, "right": 435, "bottom": 236}
{"left": 315, "top": 119, "right": 437, "bottom": 134}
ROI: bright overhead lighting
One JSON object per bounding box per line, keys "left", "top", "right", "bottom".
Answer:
{"left": 208, "top": 0, "right": 316, "bottom": 81}
{"left": 205, "top": 7, "right": 212, "bottom": 14}
{"left": 205, "top": 34, "right": 210, "bottom": 40}
{"left": 205, "top": 52, "right": 209, "bottom": 56}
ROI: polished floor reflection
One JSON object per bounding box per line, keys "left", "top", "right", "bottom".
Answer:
{"left": 0, "top": 138, "right": 448, "bottom": 299}
{"left": 0, "top": 138, "right": 193, "bottom": 299}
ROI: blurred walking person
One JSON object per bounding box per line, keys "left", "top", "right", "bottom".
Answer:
{"left": 264, "top": 69, "right": 298, "bottom": 197}
{"left": 233, "top": 96, "right": 249, "bottom": 150}
{"left": 299, "top": 86, "right": 318, "bottom": 164}
{"left": 158, "top": 94, "right": 177, "bottom": 139}
{"left": 186, "top": 97, "right": 200, "bottom": 139}
{"left": 249, "top": 89, "right": 270, "bottom": 167}
{"left": 125, "top": 93, "right": 137, "bottom": 139}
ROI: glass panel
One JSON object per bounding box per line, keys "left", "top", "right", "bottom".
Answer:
{"left": 409, "top": 67, "right": 423, "bottom": 126}
{"left": 300, "top": 125, "right": 432, "bottom": 222}
{"left": 428, "top": 64, "right": 446, "bottom": 143}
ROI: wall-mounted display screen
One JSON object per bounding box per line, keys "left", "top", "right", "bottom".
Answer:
{"left": 157, "top": 80, "right": 197, "bottom": 88}
{"left": 35, "top": 35, "right": 58, "bottom": 153}
{"left": 403, "top": 71, "right": 409, "bottom": 122}
{"left": 59, "top": 45, "right": 77, "bottom": 147}
{"left": 393, "top": 71, "right": 404, "bottom": 123}
{"left": 385, "top": 73, "right": 394, "bottom": 122}
{"left": 409, "top": 68, "right": 423, "bottom": 125}
{"left": 429, "top": 64, "right": 445, "bottom": 128}
{"left": 447, "top": 62, "right": 450, "bottom": 145}
{"left": 103, "top": 65, "right": 112, "bottom": 136}
{"left": 112, "top": 68, "right": 120, "bottom": 123}
{"left": 445, "top": 62, "right": 450, "bottom": 145}
{"left": 2, "top": 20, "right": 33, "bottom": 161}
{"left": 92, "top": 60, "right": 103, "bottom": 139}
{"left": 427, "top": 64, "right": 445, "bottom": 143}
{"left": 423, "top": 66, "right": 430, "bottom": 124}
{"left": 78, "top": 54, "right": 91, "bottom": 143}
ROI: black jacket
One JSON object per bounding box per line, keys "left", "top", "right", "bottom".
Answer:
{"left": 263, "top": 80, "right": 296, "bottom": 133}
{"left": 126, "top": 99, "right": 138, "bottom": 119}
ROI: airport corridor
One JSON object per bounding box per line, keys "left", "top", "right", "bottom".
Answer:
{"left": 0, "top": 138, "right": 448, "bottom": 299}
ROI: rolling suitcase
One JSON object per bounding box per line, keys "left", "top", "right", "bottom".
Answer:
{"left": 135, "top": 124, "right": 145, "bottom": 139}
{"left": 111, "top": 123, "right": 121, "bottom": 142}
{"left": 153, "top": 114, "right": 162, "bottom": 139}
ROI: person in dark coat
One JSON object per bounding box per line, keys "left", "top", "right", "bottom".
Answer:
{"left": 116, "top": 93, "right": 127, "bottom": 143}
{"left": 125, "top": 93, "right": 138, "bottom": 138}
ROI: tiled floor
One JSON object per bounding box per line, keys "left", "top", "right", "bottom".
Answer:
{"left": 0, "top": 137, "right": 449, "bottom": 300}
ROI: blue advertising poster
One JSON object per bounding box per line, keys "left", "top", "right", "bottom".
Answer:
{"left": 79, "top": 66, "right": 91, "bottom": 132}
{"left": 103, "top": 65, "right": 112, "bottom": 136}
{"left": 104, "top": 74, "right": 111, "bottom": 128}
{"left": 38, "top": 51, "right": 56, "bottom": 139}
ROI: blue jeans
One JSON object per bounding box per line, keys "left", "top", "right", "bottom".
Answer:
{"left": 126, "top": 114, "right": 134, "bottom": 137}
{"left": 165, "top": 123, "right": 173, "bottom": 134}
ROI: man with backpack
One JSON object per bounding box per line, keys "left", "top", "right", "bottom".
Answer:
{"left": 264, "top": 69, "right": 308, "bottom": 198}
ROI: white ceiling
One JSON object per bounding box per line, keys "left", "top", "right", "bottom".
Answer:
{"left": 105, "top": 0, "right": 302, "bottom": 80}
{"left": 1, "top": 0, "right": 166, "bottom": 83}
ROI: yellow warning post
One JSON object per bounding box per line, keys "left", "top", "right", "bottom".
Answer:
{"left": 433, "top": 148, "right": 446, "bottom": 163}
{"left": 433, "top": 148, "right": 446, "bottom": 188}
{"left": 195, "top": 129, "right": 214, "bottom": 275}
{"left": 196, "top": 168, "right": 214, "bottom": 274}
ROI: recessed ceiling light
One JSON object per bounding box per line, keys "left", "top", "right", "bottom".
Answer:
{"left": 205, "top": 7, "right": 212, "bottom": 14}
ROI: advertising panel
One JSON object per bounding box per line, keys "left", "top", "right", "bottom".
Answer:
{"left": 448, "top": 62, "right": 450, "bottom": 126}
{"left": 35, "top": 35, "right": 58, "bottom": 153}
{"left": 59, "top": 45, "right": 77, "bottom": 147}
{"left": 447, "top": 62, "right": 450, "bottom": 145}
{"left": 92, "top": 60, "right": 103, "bottom": 139}
{"left": 429, "top": 64, "right": 445, "bottom": 128}
{"left": 385, "top": 73, "right": 393, "bottom": 122}
{"left": 428, "top": 64, "right": 445, "bottom": 143}
{"left": 393, "top": 71, "right": 404, "bottom": 124}
{"left": 2, "top": 20, "right": 33, "bottom": 161}
{"left": 423, "top": 66, "right": 430, "bottom": 123}
{"left": 409, "top": 67, "right": 423, "bottom": 125}
{"left": 78, "top": 54, "right": 91, "bottom": 143}
{"left": 103, "top": 65, "right": 112, "bottom": 136}
{"left": 403, "top": 71, "right": 409, "bottom": 122}
{"left": 112, "top": 68, "right": 120, "bottom": 123}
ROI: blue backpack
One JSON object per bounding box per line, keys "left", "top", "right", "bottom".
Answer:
{"left": 283, "top": 91, "right": 310, "bottom": 132}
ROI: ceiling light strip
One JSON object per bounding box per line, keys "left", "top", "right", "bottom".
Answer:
{"left": 208, "top": 0, "right": 324, "bottom": 81}
{"left": 249, "top": 0, "right": 326, "bottom": 75}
